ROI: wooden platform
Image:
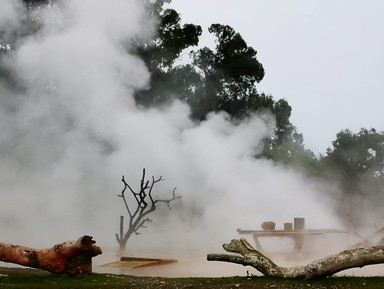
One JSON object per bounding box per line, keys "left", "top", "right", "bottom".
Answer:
{"left": 237, "top": 228, "right": 349, "bottom": 236}
{"left": 237, "top": 228, "right": 350, "bottom": 251}
{"left": 101, "top": 257, "right": 177, "bottom": 269}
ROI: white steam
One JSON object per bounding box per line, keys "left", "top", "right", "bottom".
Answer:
{"left": 0, "top": 0, "right": 347, "bottom": 275}
{"left": 0, "top": 0, "right": 23, "bottom": 29}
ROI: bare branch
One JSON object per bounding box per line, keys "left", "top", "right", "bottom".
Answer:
{"left": 118, "top": 176, "right": 132, "bottom": 218}
{"left": 154, "top": 187, "right": 181, "bottom": 210}
{"left": 134, "top": 218, "right": 152, "bottom": 235}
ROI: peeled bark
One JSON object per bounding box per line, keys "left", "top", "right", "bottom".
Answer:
{"left": 0, "top": 235, "right": 102, "bottom": 276}
{"left": 207, "top": 238, "right": 384, "bottom": 279}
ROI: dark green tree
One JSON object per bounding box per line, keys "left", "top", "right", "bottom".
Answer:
{"left": 190, "top": 24, "right": 265, "bottom": 120}
{"left": 133, "top": 1, "right": 202, "bottom": 106}
{"left": 322, "top": 128, "right": 384, "bottom": 191}
{"left": 321, "top": 128, "right": 384, "bottom": 229}
{"left": 191, "top": 24, "right": 312, "bottom": 165}
{"left": 133, "top": 14, "right": 306, "bottom": 163}
{"left": 263, "top": 125, "right": 320, "bottom": 174}
{"left": 22, "top": 0, "right": 49, "bottom": 4}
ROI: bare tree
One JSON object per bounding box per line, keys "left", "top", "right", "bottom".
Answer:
{"left": 115, "top": 168, "right": 180, "bottom": 253}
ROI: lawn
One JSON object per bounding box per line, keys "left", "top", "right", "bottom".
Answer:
{"left": 1, "top": 267, "right": 384, "bottom": 289}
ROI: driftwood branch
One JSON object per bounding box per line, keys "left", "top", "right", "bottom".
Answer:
{"left": 0, "top": 236, "right": 102, "bottom": 276}
{"left": 207, "top": 238, "right": 384, "bottom": 279}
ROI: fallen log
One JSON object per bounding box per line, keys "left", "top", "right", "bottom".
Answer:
{"left": 0, "top": 235, "right": 102, "bottom": 276}
{"left": 207, "top": 238, "right": 384, "bottom": 279}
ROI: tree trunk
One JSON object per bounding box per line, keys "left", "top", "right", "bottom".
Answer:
{"left": 0, "top": 235, "right": 102, "bottom": 276}
{"left": 207, "top": 238, "right": 384, "bottom": 279}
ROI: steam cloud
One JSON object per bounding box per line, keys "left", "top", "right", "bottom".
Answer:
{"left": 0, "top": 0, "right": 345, "bottom": 270}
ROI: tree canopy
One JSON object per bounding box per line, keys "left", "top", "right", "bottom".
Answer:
{"left": 324, "top": 128, "right": 384, "bottom": 181}
{"left": 320, "top": 128, "right": 384, "bottom": 229}
{"left": 132, "top": 2, "right": 306, "bottom": 164}
{"left": 189, "top": 23, "right": 265, "bottom": 120}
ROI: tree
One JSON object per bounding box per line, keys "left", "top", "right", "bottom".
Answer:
{"left": 115, "top": 169, "right": 180, "bottom": 254}
{"left": 208, "top": 238, "right": 384, "bottom": 279}
{"left": 133, "top": 13, "right": 304, "bottom": 163}
{"left": 262, "top": 118, "right": 324, "bottom": 177}
{"left": 133, "top": 1, "right": 202, "bottom": 106}
{"left": 190, "top": 24, "right": 265, "bottom": 120}
{"left": 320, "top": 128, "right": 384, "bottom": 230}
{"left": 22, "top": 0, "right": 50, "bottom": 5}
{"left": 323, "top": 128, "right": 384, "bottom": 181}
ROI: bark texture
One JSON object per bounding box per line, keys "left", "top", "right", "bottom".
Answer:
{"left": 207, "top": 238, "right": 384, "bottom": 279}
{"left": 0, "top": 235, "right": 102, "bottom": 276}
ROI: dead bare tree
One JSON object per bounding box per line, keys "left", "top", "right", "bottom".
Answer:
{"left": 208, "top": 238, "right": 384, "bottom": 279}
{"left": 115, "top": 168, "right": 180, "bottom": 253}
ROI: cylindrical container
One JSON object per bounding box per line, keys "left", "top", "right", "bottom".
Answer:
{"left": 284, "top": 223, "right": 293, "bottom": 231}
{"left": 294, "top": 218, "right": 305, "bottom": 230}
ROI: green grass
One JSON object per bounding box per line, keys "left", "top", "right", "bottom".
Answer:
{"left": 1, "top": 268, "right": 384, "bottom": 289}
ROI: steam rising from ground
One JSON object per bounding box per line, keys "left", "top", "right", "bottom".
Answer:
{"left": 0, "top": 0, "right": 351, "bottom": 275}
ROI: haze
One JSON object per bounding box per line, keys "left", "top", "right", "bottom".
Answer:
{"left": 0, "top": 0, "right": 360, "bottom": 276}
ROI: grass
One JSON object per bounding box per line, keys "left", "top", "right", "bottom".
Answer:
{"left": 1, "top": 267, "right": 384, "bottom": 289}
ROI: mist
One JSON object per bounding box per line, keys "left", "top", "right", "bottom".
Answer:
{"left": 0, "top": 0, "right": 353, "bottom": 276}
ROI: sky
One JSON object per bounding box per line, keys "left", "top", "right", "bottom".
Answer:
{"left": 170, "top": 0, "right": 384, "bottom": 155}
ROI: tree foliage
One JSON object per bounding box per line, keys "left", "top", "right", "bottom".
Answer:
{"left": 133, "top": 1, "right": 202, "bottom": 106}
{"left": 133, "top": 3, "right": 304, "bottom": 164}
{"left": 189, "top": 24, "right": 265, "bottom": 120}
{"left": 320, "top": 128, "right": 384, "bottom": 229}
{"left": 324, "top": 129, "right": 384, "bottom": 181}
{"left": 22, "top": 0, "right": 49, "bottom": 4}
